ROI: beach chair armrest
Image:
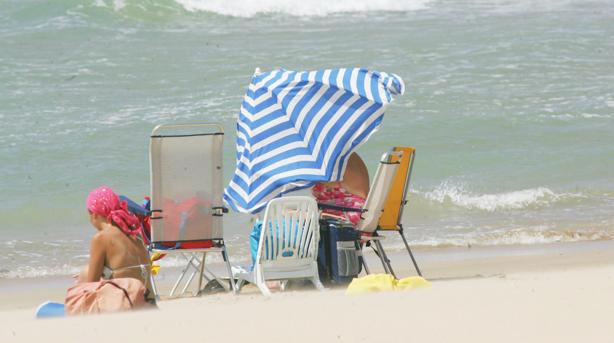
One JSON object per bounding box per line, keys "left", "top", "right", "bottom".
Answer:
{"left": 317, "top": 203, "right": 365, "bottom": 213}
{"left": 361, "top": 234, "right": 385, "bottom": 240}
{"left": 212, "top": 206, "right": 229, "bottom": 216}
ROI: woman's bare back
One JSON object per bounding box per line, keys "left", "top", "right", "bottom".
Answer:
{"left": 100, "top": 226, "right": 151, "bottom": 282}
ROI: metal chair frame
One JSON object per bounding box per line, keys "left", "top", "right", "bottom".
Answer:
{"left": 373, "top": 147, "right": 422, "bottom": 277}
{"left": 148, "top": 123, "right": 236, "bottom": 298}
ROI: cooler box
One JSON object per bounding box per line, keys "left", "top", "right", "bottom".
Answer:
{"left": 317, "top": 219, "right": 362, "bottom": 285}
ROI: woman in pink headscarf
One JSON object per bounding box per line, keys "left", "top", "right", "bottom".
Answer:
{"left": 78, "top": 186, "right": 152, "bottom": 298}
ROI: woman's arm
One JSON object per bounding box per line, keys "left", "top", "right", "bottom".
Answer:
{"left": 86, "top": 233, "right": 106, "bottom": 282}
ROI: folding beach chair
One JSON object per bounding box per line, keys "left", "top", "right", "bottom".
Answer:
{"left": 318, "top": 152, "right": 400, "bottom": 277}
{"left": 149, "top": 123, "right": 236, "bottom": 297}
{"left": 233, "top": 196, "right": 324, "bottom": 296}
{"left": 377, "top": 147, "right": 422, "bottom": 277}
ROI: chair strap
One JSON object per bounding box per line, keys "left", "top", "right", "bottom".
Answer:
{"left": 317, "top": 203, "right": 365, "bottom": 213}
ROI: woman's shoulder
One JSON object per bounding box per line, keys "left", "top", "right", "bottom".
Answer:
{"left": 95, "top": 226, "right": 122, "bottom": 242}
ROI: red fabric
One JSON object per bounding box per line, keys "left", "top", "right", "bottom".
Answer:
{"left": 312, "top": 182, "right": 366, "bottom": 225}
{"left": 179, "top": 241, "right": 214, "bottom": 248}
{"left": 157, "top": 197, "right": 214, "bottom": 249}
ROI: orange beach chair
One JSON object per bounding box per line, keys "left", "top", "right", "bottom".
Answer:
{"left": 376, "top": 146, "right": 422, "bottom": 276}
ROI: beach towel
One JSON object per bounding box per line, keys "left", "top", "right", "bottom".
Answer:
{"left": 312, "top": 182, "right": 366, "bottom": 226}
{"left": 65, "top": 278, "right": 150, "bottom": 315}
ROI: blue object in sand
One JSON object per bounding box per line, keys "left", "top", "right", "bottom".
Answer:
{"left": 35, "top": 301, "right": 65, "bottom": 318}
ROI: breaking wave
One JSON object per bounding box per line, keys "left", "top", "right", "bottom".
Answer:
{"left": 422, "top": 182, "right": 583, "bottom": 212}
{"left": 384, "top": 227, "right": 614, "bottom": 250}
{"left": 174, "top": 0, "right": 432, "bottom": 17}
{"left": 0, "top": 265, "right": 81, "bottom": 279}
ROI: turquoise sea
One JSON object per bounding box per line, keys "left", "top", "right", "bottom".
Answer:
{"left": 1, "top": 0, "right": 613, "bottom": 278}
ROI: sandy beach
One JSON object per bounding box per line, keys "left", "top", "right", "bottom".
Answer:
{"left": 2, "top": 1, "right": 613, "bottom": 343}
{"left": 2, "top": 240, "right": 613, "bottom": 343}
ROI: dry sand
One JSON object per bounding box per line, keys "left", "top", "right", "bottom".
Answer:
{"left": 2, "top": 240, "right": 614, "bottom": 343}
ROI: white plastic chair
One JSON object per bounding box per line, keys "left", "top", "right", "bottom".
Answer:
{"left": 233, "top": 196, "right": 324, "bottom": 296}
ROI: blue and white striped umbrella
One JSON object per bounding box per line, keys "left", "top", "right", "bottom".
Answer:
{"left": 224, "top": 68, "right": 405, "bottom": 214}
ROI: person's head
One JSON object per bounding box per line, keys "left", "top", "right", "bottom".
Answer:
{"left": 87, "top": 209, "right": 107, "bottom": 231}
{"left": 86, "top": 186, "right": 141, "bottom": 235}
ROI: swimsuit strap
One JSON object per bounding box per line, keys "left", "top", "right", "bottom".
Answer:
{"left": 103, "top": 263, "right": 150, "bottom": 279}
{"left": 102, "top": 266, "right": 114, "bottom": 280}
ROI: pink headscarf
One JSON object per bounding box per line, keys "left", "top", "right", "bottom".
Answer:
{"left": 86, "top": 186, "right": 142, "bottom": 236}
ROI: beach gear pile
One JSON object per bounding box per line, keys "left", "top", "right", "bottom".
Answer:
{"left": 346, "top": 274, "right": 429, "bottom": 295}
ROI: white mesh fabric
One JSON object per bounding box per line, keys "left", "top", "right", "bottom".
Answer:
{"left": 150, "top": 127, "right": 224, "bottom": 243}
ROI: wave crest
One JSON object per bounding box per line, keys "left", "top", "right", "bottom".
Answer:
{"left": 422, "top": 182, "right": 581, "bottom": 212}
{"left": 174, "top": 0, "right": 431, "bottom": 17}
{"left": 388, "top": 227, "right": 614, "bottom": 249}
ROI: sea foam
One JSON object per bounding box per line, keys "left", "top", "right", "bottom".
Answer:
{"left": 423, "top": 182, "right": 581, "bottom": 212}
{"left": 386, "top": 227, "right": 614, "bottom": 249}
{"left": 174, "top": 0, "right": 431, "bottom": 17}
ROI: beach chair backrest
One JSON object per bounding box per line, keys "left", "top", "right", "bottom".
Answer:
{"left": 149, "top": 124, "right": 224, "bottom": 243}
{"left": 379, "top": 147, "right": 415, "bottom": 231}
{"left": 256, "top": 196, "right": 319, "bottom": 265}
{"left": 356, "top": 152, "right": 400, "bottom": 234}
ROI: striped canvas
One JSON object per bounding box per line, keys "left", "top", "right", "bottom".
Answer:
{"left": 224, "top": 68, "right": 405, "bottom": 214}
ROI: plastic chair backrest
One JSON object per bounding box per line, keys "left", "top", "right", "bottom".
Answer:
{"left": 149, "top": 124, "right": 224, "bottom": 243}
{"left": 379, "top": 147, "right": 415, "bottom": 231}
{"left": 257, "top": 196, "right": 319, "bottom": 264}
{"left": 356, "top": 152, "right": 400, "bottom": 234}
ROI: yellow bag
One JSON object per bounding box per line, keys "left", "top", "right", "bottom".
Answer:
{"left": 396, "top": 276, "right": 430, "bottom": 291}
{"left": 346, "top": 274, "right": 429, "bottom": 295}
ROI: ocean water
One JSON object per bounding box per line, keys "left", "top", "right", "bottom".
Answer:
{"left": 1, "top": 0, "right": 613, "bottom": 278}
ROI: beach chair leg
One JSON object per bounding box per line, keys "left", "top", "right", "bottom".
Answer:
{"left": 398, "top": 229, "right": 422, "bottom": 276}
{"left": 180, "top": 253, "right": 206, "bottom": 296}
{"left": 169, "top": 253, "right": 204, "bottom": 297}
{"left": 311, "top": 277, "right": 326, "bottom": 291}
{"left": 180, "top": 270, "right": 198, "bottom": 295}
{"left": 280, "top": 280, "right": 289, "bottom": 291}
{"left": 257, "top": 282, "right": 272, "bottom": 297}
{"left": 170, "top": 255, "right": 195, "bottom": 297}
{"left": 236, "top": 277, "right": 248, "bottom": 293}
{"left": 196, "top": 252, "right": 207, "bottom": 295}
{"left": 374, "top": 240, "right": 397, "bottom": 278}
{"left": 310, "top": 262, "right": 325, "bottom": 291}
{"left": 149, "top": 272, "right": 160, "bottom": 300}
{"left": 235, "top": 278, "right": 246, "bottom": 292}
{"left": 369, "top": 241, "right": 390, "bottom": 274}
{"left": 254, "top": 274, "right": 271, "bottom": 296}
{"left": 188, "top": 254, "right": 215, "bottom": 287}
{"left": 253, "top": 267, "right": 271, "bottom": 296}
{"left": 361, "top": 253, "right": 370, "bottom": 275}
{"left": 221, "top": 245, "right": 237, "bottom": 294}
{"left": 355, "top": 241, "right": 370, "bottom": 275}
